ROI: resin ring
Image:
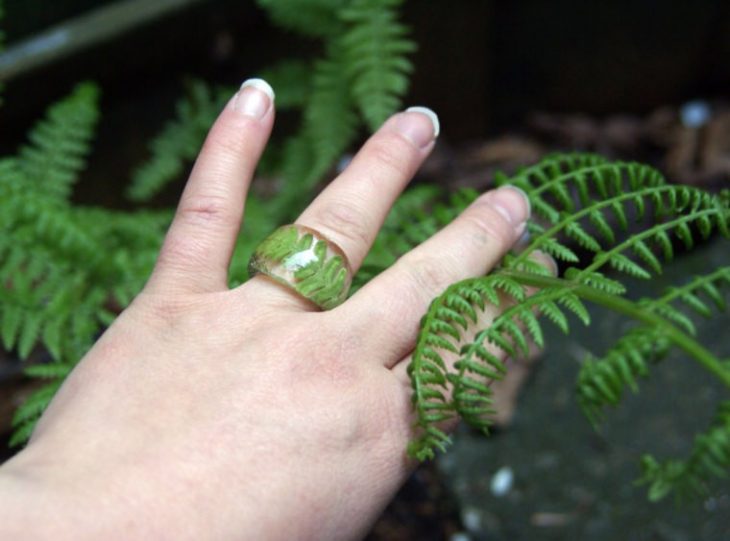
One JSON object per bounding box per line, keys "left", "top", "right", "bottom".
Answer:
{"left": 248, "top": 224, "right": 353, "bottom": 310}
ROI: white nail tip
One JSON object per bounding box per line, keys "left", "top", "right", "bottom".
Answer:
{"left": 406, "top": 106, "right": 440, "bottom": 138}
{"left": 240, "top": 78, "right": 275, "bottom": 101}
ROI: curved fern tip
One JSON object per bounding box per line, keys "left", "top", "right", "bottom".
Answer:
{"left": 407, "top": 442, "right": 435, "bottom": 462}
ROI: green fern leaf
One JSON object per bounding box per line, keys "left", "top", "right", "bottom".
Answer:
{"left": 607, "top": 253, "right": 651, "bottom": 279}
{"left": 24, "top": 362, "right": 73, "bottom": 379}
{"left": 538, "top": 300, "right": 570, "bottom": 334}
{"left": 18, "top": 83, "right": 100, "bottom": 201}
{"left": 577, "top": 327, "right": 662, "bottom": 424}
{"left": 256, "top": 0, "right": 346, "bottom": 37}
{"left": 11, "top": 380, "right": 63, "bottom": 428}
{"left": 564, "top": 268, "right": 626, "bottom": 295}
{"left": 518, "top": 309, "right": 544, "bottom": 348}
{"left": 339, "top": 0, "right": 415, "bottom": 130}
{"left": 540, "top": 237, "right": 580, "bottom": 262}
{"left": 638, "top": 401, "right": 730, "bottom": 501}
{"left": 565, "top": 220, "right": 602, "bottom": 251}
{"left": 258, "top": 60, "right": 311, "bottom": 110}
{"left": 18, "top": 311, "right": 42, "bottom": 359}
{"left": 589, "top": 209, "right": 616, "bottom": 244}
{"left": 8, "top": 422, "right": 35, "bottom": 448}
{"left": 409, "top": 153, "right": 730, "bottom": 466}
{"left": 128, "top": 80, "right": 230, "bottom": 202}
{"left": 1, "top": 304, "right": 22, "bottom": 351}
{"left": 558, "top": 292, "right": 592, "bottom": 326}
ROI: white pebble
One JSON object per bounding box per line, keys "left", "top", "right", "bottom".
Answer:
{"left": 490, "top": 466, "right": 514, "bottom": 497}
{"left": 461, "top": 507, "right": 482, "bottom": 532}
{"left": 680, "top": 100, "right": 710, "bottom": 128}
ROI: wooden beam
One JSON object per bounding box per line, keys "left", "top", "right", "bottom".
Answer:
{"left": 0, "top": 0, "right": 209, "bottom": 82}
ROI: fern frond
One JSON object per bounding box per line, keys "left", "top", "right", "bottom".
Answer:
{"left": 505, "top": 157, "right": 727, "bottom": 287}
{"left": 128, "top": 80, "right": 231, "bottom": 202}
{"left": 253, "top": 0, "right": 414, "bottom": 223}
{"left": 409, "top": 152, "right": 730, "bottom": 471}
{"left": 4, "top": 205, "right": 164, "bottom": 445}
{"left": 361, "top": 184, "right": 443, "bottom": 274}
{"left": 305, "top": 53, "right": 359, "bottom": 177}
{"left": 258, "top": 60, "right": 311, "bottom": 110}
{"left": 409, "top": 275, "right": 537, "bottom": 458}
{"left": 18, "top": 82, "right": 100, "bottom": 201}
{"left": 638, "top": 400, "right": 730, "bottom": 501}
{"left": 339, "top": 0, "right": 415, "bottom": 130}
{"left": 10, "top": 378, "right": 64, "bottom": 446}
{"left": 0, "top": 81, "right": 168, "bottom": 376}
{"left": 577, "top": 267, "right": 730, "bottom": 425}
{"left": 577, "top": 327, "right": 668, "bottom": 425}
{"left": 362, "top": 186, "right": 477, "bottom": 274}
{"left": 256, "top": 0, "right": 347, "bottom": 37}
{"left": 648, "top": 268, "right": 730, "bottom": 325}
{"left": 272, "top": 49, "right": 359, "bottom": 220}
{"left": 408, "top": 276, "right": 511, "bottom": 460}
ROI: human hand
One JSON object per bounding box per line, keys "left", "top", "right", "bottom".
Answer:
{"left": 0, "top": 79, "right": 532, "bottom": 540}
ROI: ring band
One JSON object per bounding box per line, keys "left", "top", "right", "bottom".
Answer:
{"left": 248, "top": 224, "right": 352, "bottom": 310}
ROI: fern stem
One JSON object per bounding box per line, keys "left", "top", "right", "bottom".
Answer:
{"left": 501, "top": 271, "right": 730, "bottom": 389}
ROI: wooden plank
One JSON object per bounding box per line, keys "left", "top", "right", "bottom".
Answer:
{"left": 0, "top": 0, "right": 209, "bottom": 82}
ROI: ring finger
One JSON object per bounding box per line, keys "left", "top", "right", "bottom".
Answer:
{"left": 244, "top": 107, "right": 440, "bottom": 310}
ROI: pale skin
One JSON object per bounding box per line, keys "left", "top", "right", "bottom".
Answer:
{"left": 0, "top": 80, "right": 536, "bottom": 540}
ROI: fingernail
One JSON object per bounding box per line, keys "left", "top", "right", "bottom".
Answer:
{"left": 514, "top": 228, "right": 531, "bottom": 251}
{"left": 396, "top": 106, "right": 440, "bottom": 148}
{"left": 533, "top": 250, "right": 559, "bottom": 276}
{"left": 234, "top": 78, "right": 274, "bottom": 119}
{"left": 488, "top": 186, "right": 531, "bottom": 232}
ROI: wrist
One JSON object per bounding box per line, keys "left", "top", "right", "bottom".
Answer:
{"left": 0, "top": 444, "right": 163, "bottom": 541}
{"left": 0, "top": 450, "right": 68, "bottom": 540}
{"left": 0, "top": 440, "right": 255, "bottom": 541}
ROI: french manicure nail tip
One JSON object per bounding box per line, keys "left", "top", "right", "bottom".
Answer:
{"left": 488, "top": 186, "right": 531, "bottom": 227}
{"left": 240, "top": 78, "right": 275, "bottom": 101}
{"left": 405, "top": 106, "right": 440, "bottom": 138}
{"left": 234, "top": 79, "right": 273, "bottom": 119}
{"left": 396, "top": 106, "right": 440, "bottom": 149}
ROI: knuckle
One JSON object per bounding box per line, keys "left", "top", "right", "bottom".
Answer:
{"left": 402, "top": 254, "right": 458, "bottom": 297}
{"left": 154, "top": 235, "right": 209, "bottom": 277}
{"left": 130, "top": 293, "right": 194, "bottom": 330}
{"left": 313, "top": 199, "right": 371, "bottom": 249}
{"left": 365, "top": 135, "right": 415, "bottom": 179}
{"left": 177, "top": 194, "right": 240, "bottom": 230}
{"left": 201, "top": 120, "right": 255, "bottom": 158}
{"left": 461, "top": 203, "right": 517, "bottom": 251}
{"left": 532, "top": 251, "right": 559, "bottom": 276}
